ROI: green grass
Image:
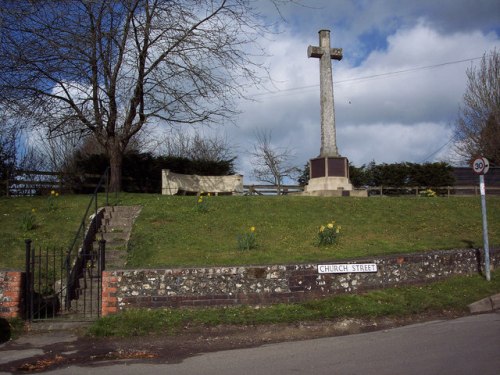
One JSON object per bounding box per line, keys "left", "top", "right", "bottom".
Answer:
{"left": 1, "top": 193, "right": 499, "bottom": 269}
{"left": 0, "top": 194, "right": 96, "bottom": 269}
{"left": 127, "top": 194, "right": 500, "bottom": 267}
{"left": 87, "top": 270, "right": 500, "bottom": 337}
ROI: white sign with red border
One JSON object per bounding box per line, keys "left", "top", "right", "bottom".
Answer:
{"left": 472, "top": 157, "right": 490, "bottom": 175}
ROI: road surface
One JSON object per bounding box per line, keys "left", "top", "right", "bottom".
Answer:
{"left": 38, "top": 312, "right": 500, "bottom": 375}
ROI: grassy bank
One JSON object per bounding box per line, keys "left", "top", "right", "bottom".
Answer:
{"left": 0, "top": 194, "right": 499, "bottom": 269}
{"left": 87, "top": 270, "right": 500, "bottom": 337}
{"left": 126, "top": 195, "right": 500, "bottom": 267}
{"left": 0, "top": 194, "right": 94, "bottom": 269}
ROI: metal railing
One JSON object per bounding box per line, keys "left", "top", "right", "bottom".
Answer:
{"left": 64, "top": 167, "right": 109, "bottom": 310}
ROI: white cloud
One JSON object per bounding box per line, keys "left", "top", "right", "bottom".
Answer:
{"left": 339, "top": 122, "right": 454, "bottom": 166}
{"left": 216, "top": 21, "right": 499, "bottom": 183}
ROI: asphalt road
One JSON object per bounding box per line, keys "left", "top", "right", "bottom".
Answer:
{"left": 38, "top": 312, "right": 500, "bottom": 375}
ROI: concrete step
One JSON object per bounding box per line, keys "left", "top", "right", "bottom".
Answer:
{"left": 103, "top": 205, "right": 142, "bottom": 219}
{"left": 98, "top": 205, "right": 141, "bottom": 270}
{"left": 100, "top": 224, "right": 132, "bottom": 233}
{"left": 98, "top": 231, "right": 129, "bottom": 242}
{"left": 102, "top": 217, "right": 135, "bottom": 227}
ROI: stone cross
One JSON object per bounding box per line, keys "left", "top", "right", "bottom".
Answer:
{"left": 308, "top": 29, "right": 342, "bottom": 157}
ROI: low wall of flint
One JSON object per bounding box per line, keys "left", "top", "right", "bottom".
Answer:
{"left": 1, "top": 248, "right": 498, "bottom": 318}
{"left": 101, "top": 248, "right": 498, "bottom": 316}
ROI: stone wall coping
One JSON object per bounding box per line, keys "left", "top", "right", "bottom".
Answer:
{"left": 102, "top": 247, "right": 498, "bottom": 273}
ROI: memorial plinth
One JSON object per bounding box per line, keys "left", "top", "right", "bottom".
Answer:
{"left": 305, "top": 156, "right": 353, "bottom": 195}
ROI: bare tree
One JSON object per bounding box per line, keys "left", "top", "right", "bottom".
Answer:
{"left": 0, "top": 118, "right": 18, "bottom": 195}
{"left": 454, "top": 49, "right": 500, "bottom": 166}
{"left": 0, "top": 0, "right": 279, "bottom": 191}
{"left": 158, "top": 129, "right": 236, "bottom": 165}
{"left": 250, "top": 130, "right": 299, "bottom": 194}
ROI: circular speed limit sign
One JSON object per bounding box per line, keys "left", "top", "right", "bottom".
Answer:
{"left": 472, "top": 157, "right": 490, "bottom": 175}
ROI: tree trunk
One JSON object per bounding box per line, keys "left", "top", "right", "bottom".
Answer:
{"left": 108, "top": 146, "right": 123, "bottom": 193}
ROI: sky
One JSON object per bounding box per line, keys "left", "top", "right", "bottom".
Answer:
{"left": 195, "top": 0, "right": 500, "bottom": 183}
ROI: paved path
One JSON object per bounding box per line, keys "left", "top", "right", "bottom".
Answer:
{"left": 2, "top": 313, "right": 498, "bottom": 375}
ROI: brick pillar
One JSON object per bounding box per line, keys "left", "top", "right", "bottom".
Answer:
{"left": 0, "top": 271, "right": 24, "bottom": 318}
{"left": 101, "top": 271, "right": 119, "bottom": 316}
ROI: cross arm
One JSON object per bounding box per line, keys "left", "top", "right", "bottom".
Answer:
{"left": 330, "top": 48, "right": 343, "bottom": 60}
{"left": 308, "top": 46, "right": 343, "bottom": 60}
{"left": 308, "top": 45, "right": 323, "bottom": 58}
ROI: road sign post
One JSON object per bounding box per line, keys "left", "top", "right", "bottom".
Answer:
{"left": 472, "top": 157, "right": 490, "bottom": 281}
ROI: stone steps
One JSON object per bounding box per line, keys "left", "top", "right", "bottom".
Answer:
{"left": 62, "top": 205, "right": 141, "bottom": 320}
{"left": 73, "top": 278, "right": 101, "bottom": 316}
{"left": 98, "top": 205, "right": 142, "bottom": 270}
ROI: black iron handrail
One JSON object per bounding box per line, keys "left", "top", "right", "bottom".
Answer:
{"left": 66, "top": 167, "right": 109, "bottom": 260}
{"left": 64, "top": 167, "right": 109, "bottom": 309}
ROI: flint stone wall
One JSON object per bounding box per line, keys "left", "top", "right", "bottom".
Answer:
{"left": 102, "top": 248, "right": 498, "bottom": 315}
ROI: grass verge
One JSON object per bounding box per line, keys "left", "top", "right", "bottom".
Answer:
{"left": 87, "top": 270, "right": 500, "bottom": 337}
{"left": 126, "top": 194, "right": 500, "bottom": 268}
{"left": 1, "top": 194, "right": 499, "bottom": 268}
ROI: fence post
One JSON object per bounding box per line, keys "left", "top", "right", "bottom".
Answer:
{"left": 99, "top": 239, "right": 106, "bottom": 273}
{"left": 24, "top": 239, "right": 32, "bottom": 321}
{"left": 58, "top": 173, "right": 63, "bottom": 193}
{"left": 5, "top": 171, "right": 10, "bottom": 197}
{"left": 94, "top": 189, "right": 98, "bottom": 235}
{"left": 105, "top": 168, "right": 109, "bottom": 206}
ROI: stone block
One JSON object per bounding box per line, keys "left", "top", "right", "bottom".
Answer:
{"left": 468, "top": 297, "right": 493, "bottom": 314}
{"left": 490, "top": 294, "right": 500, "bottom": 311}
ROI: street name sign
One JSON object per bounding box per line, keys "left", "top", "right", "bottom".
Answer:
{"left": 318, "top": 263, "right": 378, "bottom": 274}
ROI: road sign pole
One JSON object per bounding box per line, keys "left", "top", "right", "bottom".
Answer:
{"left": 479, "top": 174, "right": 490, "bottom": 281}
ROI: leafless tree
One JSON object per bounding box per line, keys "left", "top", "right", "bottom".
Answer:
{"left": 0, "top": 118, "right": 18, "bottom": 194}
{"left": 0, "top": 0, "right": 281, "bottom": 191}
{"left": 158, "top": 129, "right": 236, "bottom": 165}
{"left": 454, "top": 49, "right": 500, "bottom": 166}
{"left": 250, "top": 130, "right": 299, "bottom": 194}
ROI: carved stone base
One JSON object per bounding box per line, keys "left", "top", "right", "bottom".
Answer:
{"left": 305, "top": 176, "right": 353, "bottom": 193}
{"left": 304, "top": 156, "right": 353, "bottom": 193}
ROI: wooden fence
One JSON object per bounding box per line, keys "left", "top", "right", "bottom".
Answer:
{"left": 243, "top": 184, "right": 500, "bottom": 196}
{"left": 3, "top": 170, "right": 500, "bottom": 197}
{"left": 1, "top": 170, "right": 103, "bottom": 196}
{"left": 244, "top": 184, "right": 305, "bottom": 195}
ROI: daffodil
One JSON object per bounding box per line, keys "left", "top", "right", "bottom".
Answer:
{"left": 327, "top": 223, "right": 334, "bottom": 229}
{"left": 250, "top": 226, "right": 255, "bottom": 232}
